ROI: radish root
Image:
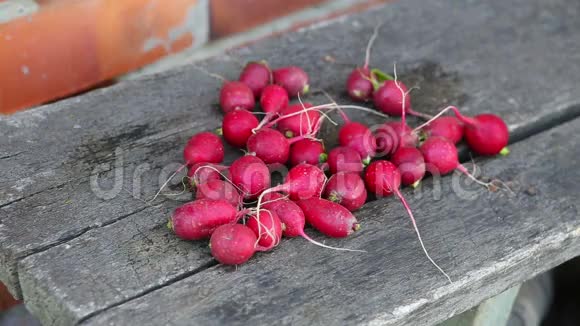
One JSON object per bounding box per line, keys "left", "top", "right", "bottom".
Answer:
{"left": 149, "top": 163, "right": 187, "bottom": 203}
{"left": 394, "top": 189, "right": 453, "bottom": 283}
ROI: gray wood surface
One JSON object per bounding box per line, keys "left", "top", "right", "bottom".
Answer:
{"left": 84, "top": 116, "right": 580, "bottom": 326}
{"left": 0, "top": 0, "right": 579, "bottom": 324}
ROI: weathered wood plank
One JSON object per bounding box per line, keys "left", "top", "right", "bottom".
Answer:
{"left": 82, "top": 116, "right": 580, "bottom": 326}
{"left": 2, "top": 0, "right": 580, "bottom": 309}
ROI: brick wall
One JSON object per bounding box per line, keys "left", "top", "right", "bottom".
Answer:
{"left": 0, "top": 0, "right": 385, "bottom": 113}
{"left": 0, "top": 282, "right": 19, "bottom": 312}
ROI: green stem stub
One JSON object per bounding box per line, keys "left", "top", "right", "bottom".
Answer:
{"left": 319, "top": 153, "right": 328, "bottom": 163}
{"left": 167, "top": 219, "right": 173, "bottom": 231}
{"left": 362, "top": 157, "right": 372, "bottom": 166}
{"left": 284, "top": 130, "right": 294, "bottom": 138}
{"left": 327, "top": 191, "right": 341, "bottom": 203}
{"left": 411, "top": 180, "right": 421, "bottom": 189}
{"left": 302, "top": 84, "right": 310, "bottom": 95}
{"left": 371, "top": 68, "right": 394, "bottom": 82}
{"left": 499, "top": 147, "right": 510, "bottom": 156}
{"left": 215, "top": 128, "right": 223, "bottom": 136}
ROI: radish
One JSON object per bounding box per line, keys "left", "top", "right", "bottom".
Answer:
{"left": 296, "top": 198, "right": 360, "bottom": 238}
{"left": 276, "top": 103, "right": 320, "bottom": 138}
{"left": 219, "top": 81, "right": 255, "bottom": 113}
{"left": 260, "top": 84, "right": 289, "bottom": 114}
{"left": 261, "top": 192, "right": 303, "bottom": 237}
{"left": 419, "top": 136, "right": 459, "bottom": 176}
{"left": 391, "top": 147, "right": 426, "bottom": 187}
{"left": 183, "top": 132, "right": 225, "bottom": 166}
{"left": 151, "top": 132, "right": 225, "bottom": 202}
{"left": 278, "top": 163, "right": 326, "bottom": 201}
{"left": 258, "top": 163, "right": 326, "bottom": 212}
{"left": 371, "top": 64, "right": 431, "bottom": 120}
{"left": 169, "top": 199, "right": 238, "bottom": 240}
{"left": 347, "top": 68, "right": 374, "bottom": 101}
{"left": 364, "top": 160, "right": 451, "bottom": 282}
{"left": 327, "top": 146, "right": 364, "bottom": 175}
{"left": 463, "top": 114, "right": 509, "bottom": 156}
{"left": 210, "top": 224, "right": 265, "bottom": 265}
{"left": 338, "top": 121, "right": 377, "bottom": 164}
{"left": 229, "top": 155, "right": 271, "bottom": 199}
{"left": 273, "top": 66, "right": 310, "bottom": 97}
{"left": 246, "top": 128, "right": 291, "bottom": 164}
{"left": 414, "top": 106, "right": 509, "bottom": 156}
{"left": 374, "top": 121, "right": 418, "bottom": 157}
{"left": 346, "top": 22, "right": 384, "bottom": 102}
{"left": 221, "top": 109, "right": 259, "bottom": 148}
{"left": 421, "top": 116, "right": 464, "bottom": 144}
{"left": 373, "top": 80, "right": 411, "bottom": 117}
{"left": 195, "top": 179, "right": 242, "bottom": 207}
{"left": 187, "top": 163, "right": 223, "bottom": 188}
{"left": 261, "top": 193, "right": 363, "bottom": 251}
{"left": 247, "top": 127, "right": 321, "bottom": 165}
{"left": 239, "top": 61, "right": 271, "bottom": 98}
{"left": 247, "top": 209, "right": 283, "bottom": 249}
{"left": 419, "top": 136, "right": 501, "bottom": 191}
{"left": 323, "top": 172, "right": 367, "bottom": 211}
{"left": 289, "top": 139, "right": 327, "bottom": 167}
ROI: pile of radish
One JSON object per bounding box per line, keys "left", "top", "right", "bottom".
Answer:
{"left": 165, "top": 32, "right": 510, "bottom": 282}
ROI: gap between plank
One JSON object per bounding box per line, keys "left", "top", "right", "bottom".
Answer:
{"left": 76, "top": 260, "right": 219, "bottom": 325}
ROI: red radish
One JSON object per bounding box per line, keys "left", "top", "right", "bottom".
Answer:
{"left": 415, "top": 106, "right": 509, "bottom": 156}
{"left": 261, "top": 192, "right": 363, "bottom": 251}
{"left": 296, "top": 198, "right": 360, "bottom": 238}
{"left": 463, "top": 114, "right": 509, "bottom": 156}
{"left": 327, "top": 146, "right": 364, "bottom": 175}
{"left": 247, "top": 128, "right": 291, "bottom": 164}
{"left": 285, "top": 163, "right": 327, "bottom": 201}
{"left": 152, "top": 133, "right": 224, "bottom": 202}
{"left": 338, "top": 121, "right": 377, "bottom": 164}
{"left": 364, "top": 160, "right": 401, "bottom": 197}
{"left": 278, "top": 163, "right": 326, "bottom": 201}
{"left": 373, "top": 80, "right": 411, "bottom": 116}
{"left": 289, "top": 139, "right": 327, "bottom": 166}
{"left": 219, "top": 81, "right": 255, "bottom": 113}
{"left": 374, "top": 121, "right": 418, "bottom": 157}
{"left": 364, "top": 160, "right": 451, "bottom": 282}
{"left": 247, "top": 210, "right": 283, "bottom": 249}
{"left": 260, "top": 84, "right": 289, "bottom": 114}
{"left": 239, "top": 61, "right": 271, "bottom": 98}
{"left": 323, "top": 172, "right": 367, "bottom": 211}
{"left": 421, "top": 116, "right": 464, "bottom": 144}
{"left": 345, "top": 22, "right": 384, "bottom": 102}
{"left": 258, "top": 163, "right": 326, "bottom": 205}
{"left": 276, "top": 103, "right": 320, "bottom": 138}
{"left": 210, "top": 224, "right": 263, "bottom": 265}
{"left": 221, "top": 109, "right": 259, "bottom": 148}
{"left": 169, "top": 199, "right": 237, "bottom": 240}
{"left": 187, "top": 163, "right": 223, "bottom": 188}
{"left": 183, "top": 132, "right": 224, "bottom": 166}
{"left": 391, "top": 147, "right": 426, "bottom": 186}
{"left": 229, "top": 155, "right": 271, "bottom": 199}
{"left": 195, "top": 179, "right": 241, "bottom": 207}
{"left": 347, "top": 68, "right": 374, "bottom": 101}
{"left": 419, "top": 136, "right": 459, "bottom": 176}
{"left": 419, "top": 136, "right": 496, "bottom": 189}
{"left": 262, "top": 193, "right": 303, "bottom": 237}
{"left": 273, "top": 66, "right": 310, "bottom": 97}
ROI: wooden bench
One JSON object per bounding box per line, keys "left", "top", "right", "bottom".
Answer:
{"left": 2, "top": 0, "right": 580, "bottom": 324}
